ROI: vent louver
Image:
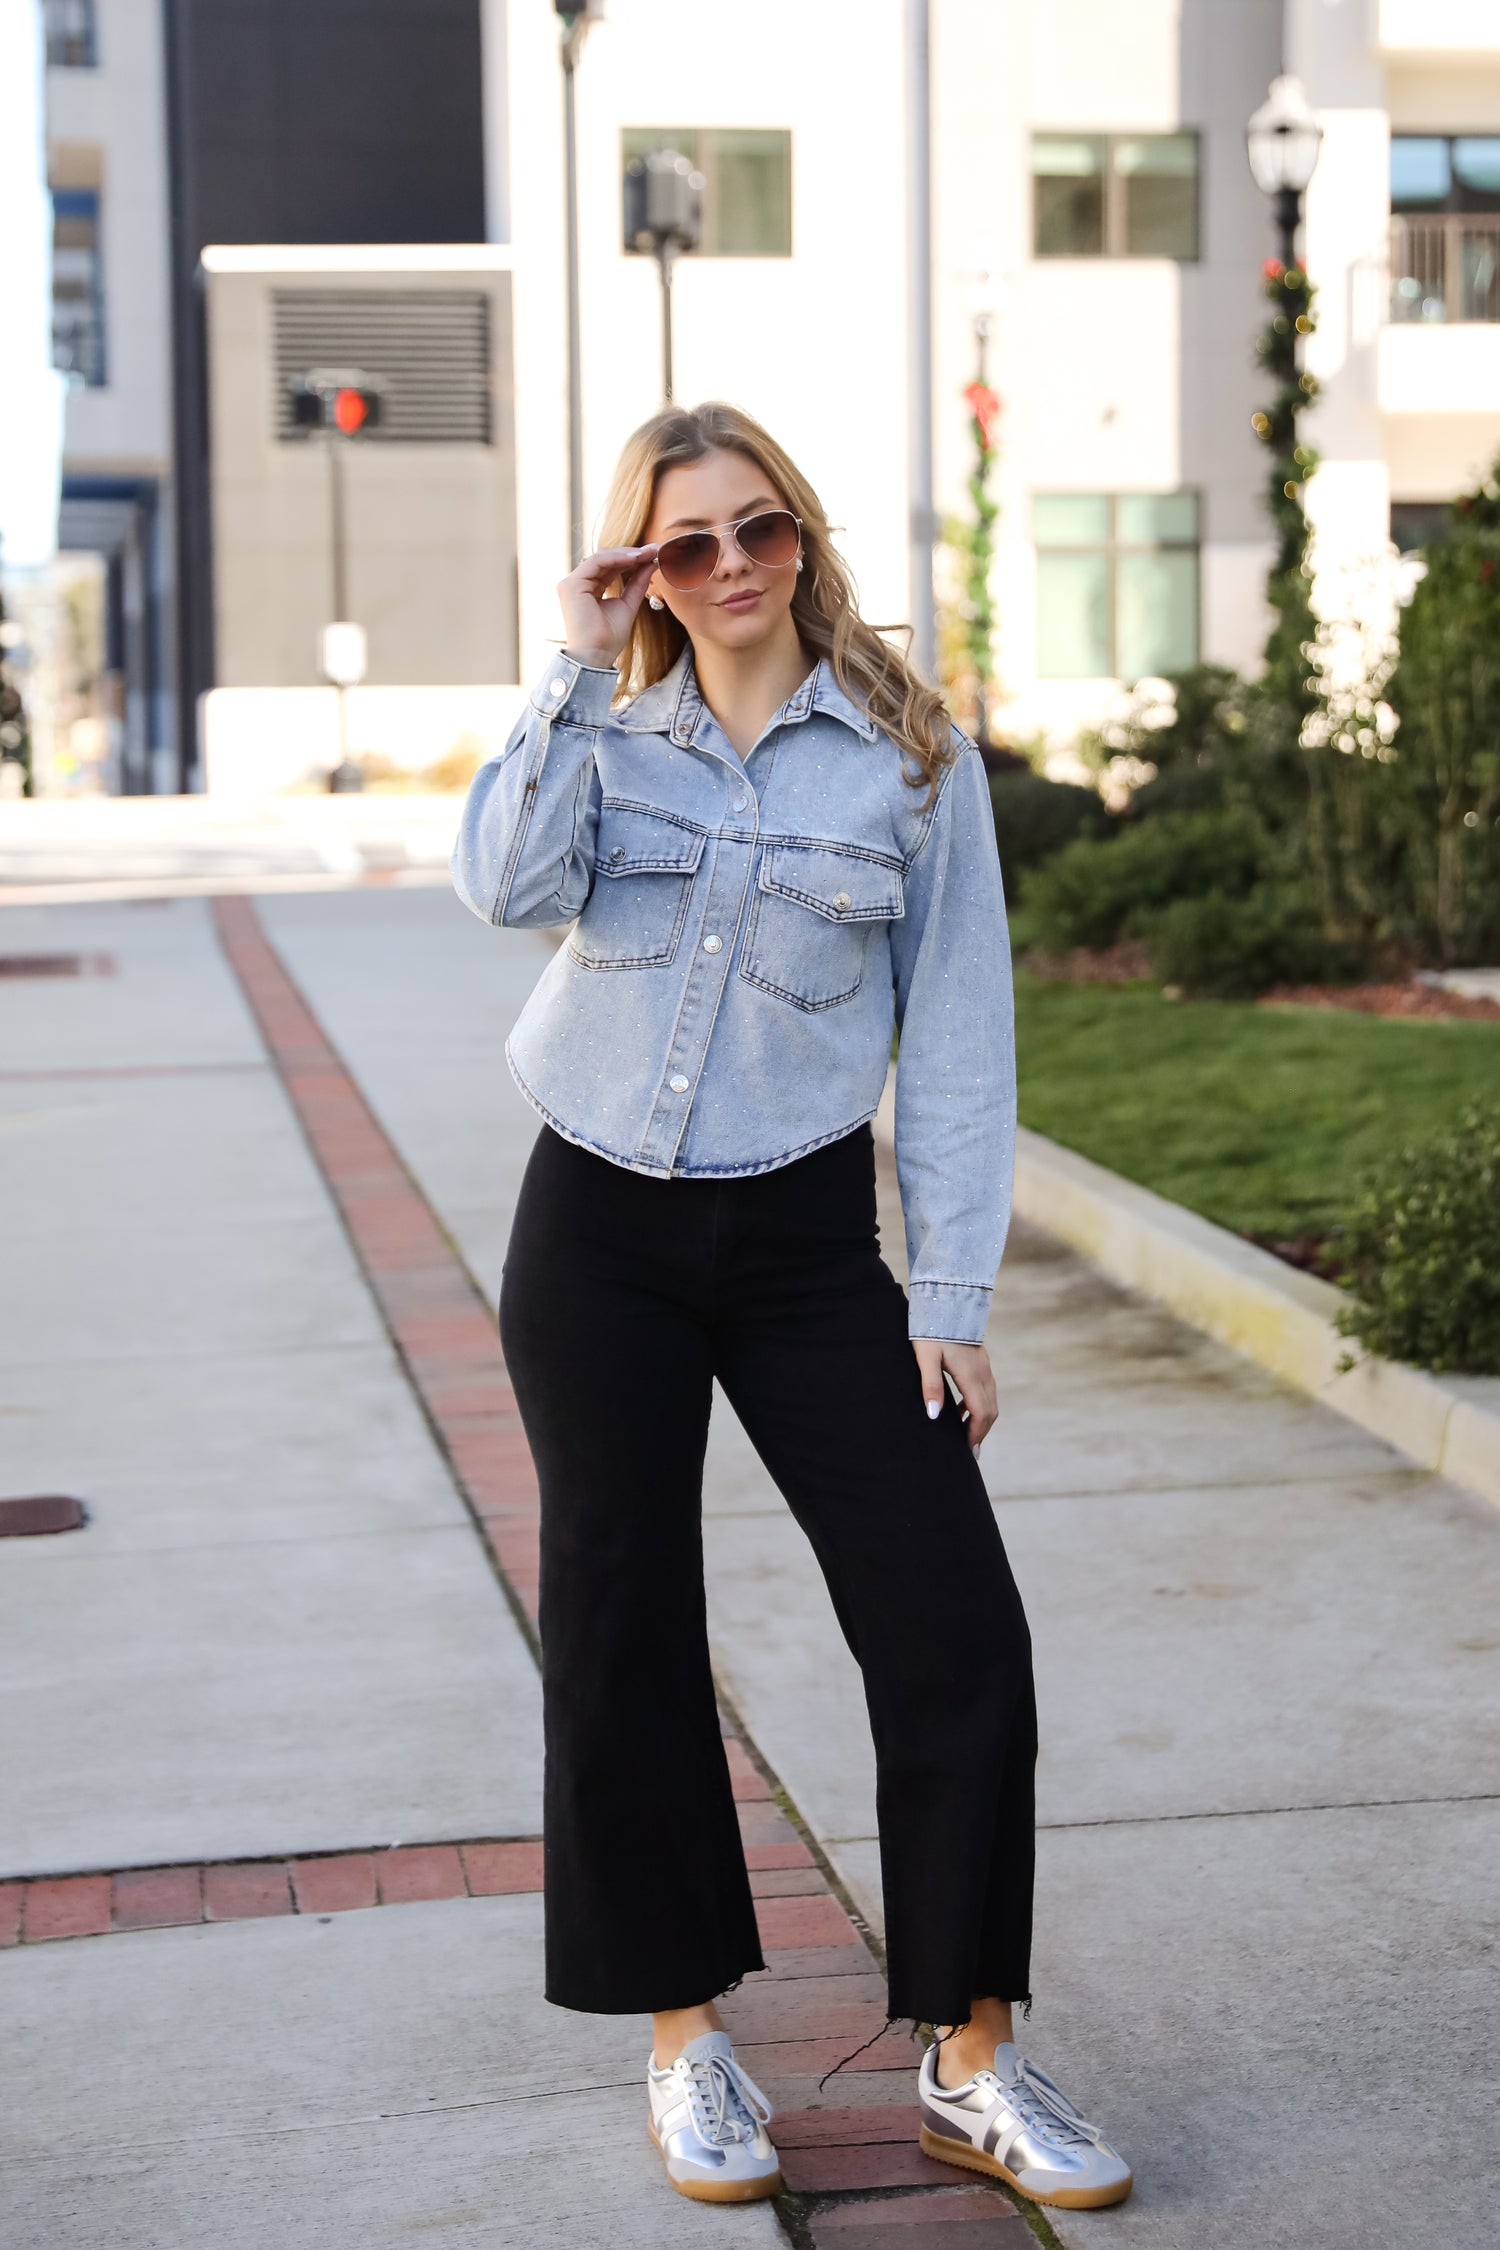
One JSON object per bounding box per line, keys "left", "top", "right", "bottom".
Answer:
{"left": 273, "top": 290, "right": 493, "bottom": 444}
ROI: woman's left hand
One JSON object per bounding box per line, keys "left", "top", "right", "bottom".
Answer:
{"left": 912, "top": 1339, "right": 998, "bottom": 1456}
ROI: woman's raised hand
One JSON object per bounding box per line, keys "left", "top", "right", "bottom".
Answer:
{"left": 558, "top": 546, "right": 659, "bottom": 671}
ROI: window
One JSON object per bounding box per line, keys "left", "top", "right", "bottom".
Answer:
{"left": 1034, "top": 493, "right": 1199, "bottom": 679}
{"left": 45, "top": 0, "right": 97, "bottom": 66}
{"left": 1391, "top": 135, "right": 1500, "bottom": 214}
{"left": 1032, "top": 134, "right": 1198, "bottom": 260}
{"left": 622, "top": 129, "right": 792, "bottom": 256}
{"left": 1390, "top": 135, "right": 1500, "bottom": 323}
{"left": 51, "top": 186, "right": 106, "bottom": 387}
{"left": 1390, "top": 501, "right": 1451, "bottom": 553}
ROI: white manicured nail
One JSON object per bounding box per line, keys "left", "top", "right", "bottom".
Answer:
{"left": 926, "top": 1399, "right": 942, "bottom": 1421}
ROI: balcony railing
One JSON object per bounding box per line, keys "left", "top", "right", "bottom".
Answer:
{"left": 1390, "top": 214, "right": 1500, "bottom": 323}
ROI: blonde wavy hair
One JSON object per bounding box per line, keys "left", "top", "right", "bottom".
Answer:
{"left": 597, "top": 401, "right": 955, "bottom": 793}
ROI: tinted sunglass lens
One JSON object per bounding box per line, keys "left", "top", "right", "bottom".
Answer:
{"left": 658, "top": 531, "right": 719, "bottom": 588}
{"left": 737, "top": 511, "right": 800, "bottom": 567}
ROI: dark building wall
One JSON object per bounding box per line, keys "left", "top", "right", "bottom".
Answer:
{"left": 163, "top": 0, "right": 486, "bottom": 781}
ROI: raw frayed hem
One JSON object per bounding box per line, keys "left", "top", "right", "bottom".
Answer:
{"left": 816, "top": 1993, "right": 1034, "bottom": 2092}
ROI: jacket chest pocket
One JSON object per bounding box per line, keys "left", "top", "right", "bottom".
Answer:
{"left": 739, "top": 841, "right": 904, "bottom": 1012}
{"left": 568, "top": 807, "right": 707, "bottom": 970}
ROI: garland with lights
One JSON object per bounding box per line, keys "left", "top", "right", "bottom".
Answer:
{"left": 1251, "top": 257, "right": 1320, "bottom": 728}
{"left": 961, "top": 379, "right": 1001, "bottom": 744}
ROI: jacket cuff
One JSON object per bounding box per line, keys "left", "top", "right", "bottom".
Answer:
{"left": 907, "top": 1281, "right": 992, "bottom": 1345}
{"left": 529, "top": 654, "right": 620, "bottom": 727}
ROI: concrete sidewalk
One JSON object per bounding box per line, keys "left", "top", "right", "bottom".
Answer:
{"left": 3, "top": 883, "right": 1497, "bottom": 2250}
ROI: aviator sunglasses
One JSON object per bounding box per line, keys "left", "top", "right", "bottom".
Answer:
{"left": 653, "top": 508, "right": 803, "bottom": 592}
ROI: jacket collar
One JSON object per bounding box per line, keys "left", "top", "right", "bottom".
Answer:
{"left": 615, "top": 650, "right": 878, "bottom": 745}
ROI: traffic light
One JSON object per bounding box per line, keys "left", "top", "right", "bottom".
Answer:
{"left": 623, "top": 150, "right": 704, "bottom": 258}
{"left": 288, "top": 369, "right": 384, "bottom": 436}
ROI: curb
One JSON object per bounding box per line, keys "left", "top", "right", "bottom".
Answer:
{"left": 873, "top": 1089, "right": 1500, "bottom": 1514}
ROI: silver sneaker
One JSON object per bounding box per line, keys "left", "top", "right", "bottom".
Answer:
{"left": 918, "top": 2038, "right": 1132, "bottom": 2208}
{"left": 647, "top": 2030, "right": 782, "bottom": 2203}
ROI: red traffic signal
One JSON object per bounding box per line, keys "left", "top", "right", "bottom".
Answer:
{"left": 287, "top": 371, "right": 384, "bottom": 436}
{"left": 333, "top": 387, "right": 370, "bottom": 435}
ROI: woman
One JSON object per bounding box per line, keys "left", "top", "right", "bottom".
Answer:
{"left": 453, "top": 403, "right": 1130, "bottom": 2212}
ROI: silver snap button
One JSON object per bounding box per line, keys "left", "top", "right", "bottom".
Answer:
{"left": 833, "top": 889, "right": 852, "bottom": 911}
{"left": 733, "top": 794, "right": 748, "bottom": 812}
{"left": 609, "top": 845, "right": 625, "bottom": 861}
{"left": 702, "top": 934, "right": 723, "bottom": 954}
{"left": 669, "top": 1074, "right": 689, "bottom": 1093}
{"left": 548, "top": 676, "right": 567, "bottom": 696}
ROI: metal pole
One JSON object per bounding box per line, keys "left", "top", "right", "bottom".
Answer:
{"left": 327, "top": 430, "right": 348, "bottom": 622}
{"left": 904, "top": 0, "right": 935, "bottom": 677}
{"left": 1276, "top": 184, "right": 1300, "bottom": 271}
{"left": 327, "top": 431, "right": 349, "bottom": 771}
{"left": 561, "top": 26, "right": 586, "bottom": 565}
{"left": 658, "top": 247, "right": 675, "bottom": 403}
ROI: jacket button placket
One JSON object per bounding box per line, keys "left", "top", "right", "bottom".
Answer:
{"left": 639, "top": 764, "right": 757, "bottom": 1173}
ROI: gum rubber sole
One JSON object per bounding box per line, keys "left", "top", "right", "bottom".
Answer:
{"left": 919, "top": 2124, "right": 1133, "bottom": 2209}
{"left": 649, "top": 2119, "right": 782, "bottom": 2202}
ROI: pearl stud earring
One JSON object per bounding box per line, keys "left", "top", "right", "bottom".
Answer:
{"left": 648, "top": 594, "right": 665, "bottom": 610}
{"left": 795, "top": 559, "right": 804, "bottom": 573}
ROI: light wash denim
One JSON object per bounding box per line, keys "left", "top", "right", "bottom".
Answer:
{"left": 452, "top": 649, "right": 1016, "bottom": 1342}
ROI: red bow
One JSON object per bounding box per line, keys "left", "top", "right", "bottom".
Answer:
{"left": 964, "top": 381, "right": 1003, "bottom": 449}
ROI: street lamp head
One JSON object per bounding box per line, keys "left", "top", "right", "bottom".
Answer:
{"left": 1246, "top": 75, "right": 1323, "bottom": 198}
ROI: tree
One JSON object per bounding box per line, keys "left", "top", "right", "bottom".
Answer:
{"left": 1382, "top": 473, "right": 1500, "bottom": 963}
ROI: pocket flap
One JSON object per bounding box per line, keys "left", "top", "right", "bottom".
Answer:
{"left": 595, "top": 805, "right": 707, "bottom": 877}
{"left": 759, "top": 842, "right": 904, "bottom": 921}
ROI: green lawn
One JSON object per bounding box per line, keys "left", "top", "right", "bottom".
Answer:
{"left": 1013, "top": 975, "right": 1500, "bottom": 1240}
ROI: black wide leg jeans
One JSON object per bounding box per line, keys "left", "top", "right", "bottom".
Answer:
{"left": 499, "top": 1121, "right": 1036, "bottom": 2026}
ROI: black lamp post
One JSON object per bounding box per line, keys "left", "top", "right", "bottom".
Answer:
{"left": 556, "top": 2, "right": 602, "bottom": 566}
{"left": 623, "top": 151, "right": 704, "bottom": 404}
{"left": 1246, "top": 74, "right": 1324, "bottom": 269}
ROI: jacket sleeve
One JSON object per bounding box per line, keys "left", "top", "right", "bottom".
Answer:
{"left": 888, "top": 743, "right": 1016, "bottom": 1343}
{"left": 450, "top": 655, "right": 618, "bottom": 927}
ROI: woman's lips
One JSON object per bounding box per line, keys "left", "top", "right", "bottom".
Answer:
{"left": 716, "top": 588, "right": 764, "bottom": 612}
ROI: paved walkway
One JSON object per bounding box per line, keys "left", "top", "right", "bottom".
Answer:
{"left": 2, "top": 883, "right": 1496, "bottom": 2250}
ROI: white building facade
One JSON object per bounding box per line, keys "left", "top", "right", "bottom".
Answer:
{"left": 23, "top": 0, "right": 1500, "bottom": 788}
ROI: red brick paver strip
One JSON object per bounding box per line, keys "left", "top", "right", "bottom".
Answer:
{"left": 812, "top": 2192, "right": 1019, "bottom": 2240}
{"left": 461, "top": 1839, "right": 545, "bottom": 1895}
{"left": 23, "top": 1875, "right": 111, "bottom": 1941}
{"left": 774, "top": 2106, "right": 920, "bottom": 2149}
{"left": 1, "top": 1840, "right": 545, "bottom": 1943}
{"left": 112, "top": 1865, "right": 203, "bottom": 1930}
{"left": 724, "top": 1737, "right": 773, "bottom": 1800}
{"left": 750, "top": 1865, "right": 831, "bottom": 1898}
{"left": 756, "top": 1892, "right": 863, "bottom": 1949}
{"left": 782, "top": 2142, "right": 964, "bottom": 2193}
{"left": 376, "top": 1845, "right": 468, "bottom": 1904}
{"left": 290, "top": 1854, "right": 378, "bottom": 1914}
{"left": 743, "top": 1839, "right": 817, "bottom": 1870}
{"left": 204, "top": 1861, "right": 294, "bottom": 1921}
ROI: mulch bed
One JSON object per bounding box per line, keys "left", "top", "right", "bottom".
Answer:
{"left": 1260, "top": 980, "right": 1500, "bottom": 1023}
{"left": 1021, "top": 939, "right": 1154, "bottom": 984}
{"left": 1244, "top": 1230, "right": 1347, "bottom": 1283}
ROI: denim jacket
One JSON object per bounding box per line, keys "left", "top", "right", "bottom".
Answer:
{"left": 452, "top": 649, "right": 1015, "bottom": 1343}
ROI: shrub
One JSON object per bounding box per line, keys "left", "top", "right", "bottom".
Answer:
{"left": 1382, "top": 510, "right": 1500, "bottom": 965}
{"left": 1142, "top": 888, "right": 1365, "bottom": 999}
{"left": 1019, "top": 810, "right": 1266, "bottom": 955}
{"left": 1335, "top": 1106, "right": 1500, "bottom": 1374}
{"left": 990, "top": 769, "right": 1111, "bottom": 902}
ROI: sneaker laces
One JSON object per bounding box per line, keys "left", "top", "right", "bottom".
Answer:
{"left": 996, "top": 2056, "right": 1107, "bottom": 2154}
{"left": 681, "top": 2051, "right": 773, "bottom": 2148}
